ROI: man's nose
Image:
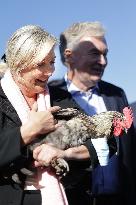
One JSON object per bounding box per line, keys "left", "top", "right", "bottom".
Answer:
{"left": 99, "top": 54, "right": 107, "bottom": 66}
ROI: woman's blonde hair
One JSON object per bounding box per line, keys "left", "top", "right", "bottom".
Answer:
{"left": 6, "top": 25, "right": 57, "bottom": 73}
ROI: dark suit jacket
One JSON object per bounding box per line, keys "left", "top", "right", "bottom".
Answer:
{"left": 0, "top": 84, "right": 31, "bottom": 205}
{"left": 48, "top": 79, "right": 136, "bottom": 205}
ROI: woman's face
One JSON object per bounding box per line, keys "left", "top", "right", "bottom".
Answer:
{"left": 16, "top": 48, "right": 56, "bottom": 97}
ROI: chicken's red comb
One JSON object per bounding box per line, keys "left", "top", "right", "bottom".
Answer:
{"left": 113, "top": 107, "right": 133, "bottom": 137}
{"left": 123, "top": 107, "right": 133, "bottom": 129}
{"left": 113, "top": 118, "right": 123, "bottom": 136}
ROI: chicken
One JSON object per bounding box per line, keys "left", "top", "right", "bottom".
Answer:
{"left": 12, "top": 107, "right": 133, "bottom": 183}
{"left": 30, "top": 107, "right": 133, "bottom": 149}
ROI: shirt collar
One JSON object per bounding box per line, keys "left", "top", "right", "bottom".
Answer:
{"left": 64, "top": 73, "right": 99, "bottom": 95}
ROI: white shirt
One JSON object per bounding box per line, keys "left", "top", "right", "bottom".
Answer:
{"left": 64, "top": 74, "right": 107, "bottom": 115}
{"left": 64, "top": 74, "right": 109, "bottom": 166}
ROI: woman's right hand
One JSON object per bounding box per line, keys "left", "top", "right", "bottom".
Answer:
{"left": 33, "top": 143, "right": 65, "bottom": 167}
{"left": 20, "top": 103, "right": 60, "bottom": 145}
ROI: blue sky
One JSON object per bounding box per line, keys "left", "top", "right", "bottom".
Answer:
{"left": 0, "top": 0, "right": 135, "bottom": 103}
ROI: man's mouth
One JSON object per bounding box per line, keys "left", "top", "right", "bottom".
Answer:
{"left": 91, "top": 66, "right": 104, "bottom": 75}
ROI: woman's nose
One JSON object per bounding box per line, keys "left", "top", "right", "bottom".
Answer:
{"left": 44, "top": 65, "right": 55, "bottom": 77}
{"left": 46, "top": 72, "right": 53, "bottom": 77}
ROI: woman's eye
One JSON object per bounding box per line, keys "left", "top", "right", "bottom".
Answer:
{"left": 50, "top": 61, "right": 55, "bottom": 65}
{"left": 37, "top": 62, "right": 45, "bottom": 67}
{"left": 37, "top": 59, "right": 55, "bottom": 67}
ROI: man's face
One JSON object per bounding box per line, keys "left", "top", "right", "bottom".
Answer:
{"left": 69, "top": 36, "right": 108, "bottom": 87}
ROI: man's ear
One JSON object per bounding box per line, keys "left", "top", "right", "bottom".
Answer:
{"left": 64, "top": 49, "right": 72, "bottom": 58}
{"left": 64, "top": 49, "right": 73, "bottom": 65}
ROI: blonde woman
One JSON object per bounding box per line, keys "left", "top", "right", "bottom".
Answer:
{"left": 0, "top": 25, "right": 69, "bottom": 205}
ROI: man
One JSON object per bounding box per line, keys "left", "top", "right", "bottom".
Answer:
{"left": 48, "top": 22, "right": 136, "bottom": 205}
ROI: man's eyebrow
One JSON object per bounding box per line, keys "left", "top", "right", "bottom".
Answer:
{"left": 88, "top": 48, "right": 100, "bottom": 53}
{"left": 88, "top": 48, "right": 108, "bottom": 54}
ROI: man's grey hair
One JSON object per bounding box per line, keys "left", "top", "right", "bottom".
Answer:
{"left": 6, "top": 25, "right": 57, "bottom": 73}
{"left": 59, "top": 21, "right": 105, "bottom": 64}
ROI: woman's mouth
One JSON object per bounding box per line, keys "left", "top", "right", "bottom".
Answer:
{"left": 35, "top": 79, "right": 48, "bottom": 86}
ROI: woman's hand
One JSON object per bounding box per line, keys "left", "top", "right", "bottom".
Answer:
{"left": 21, "top": 103, "right": 61, "bottom": 145}
{"left": 28, "top": 103, "right": 60, "bottom": 134}
{"left": 33, "top": 144, "right": 90, "bottom": 167}
{"left": 33, "top": 143, "right": 65, "bottom": 167}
